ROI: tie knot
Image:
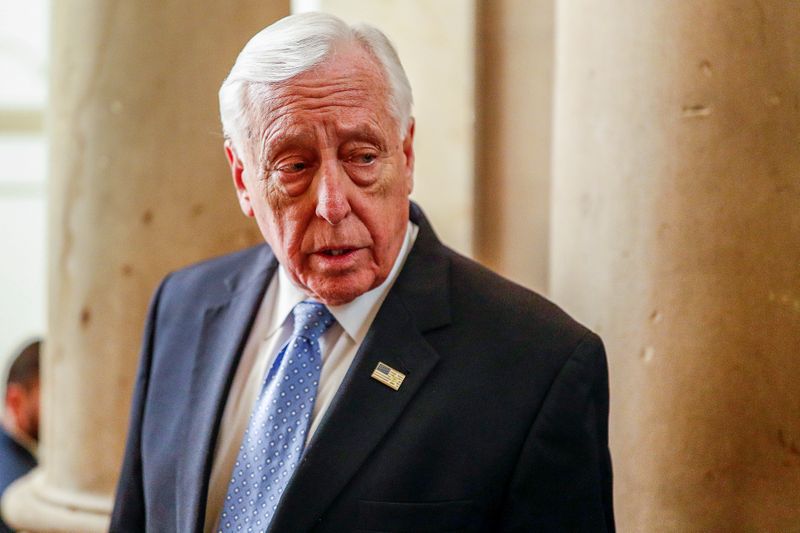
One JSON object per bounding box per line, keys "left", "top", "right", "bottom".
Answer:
{"left": 291, "top": 301, "right": 335, "bottom": 340}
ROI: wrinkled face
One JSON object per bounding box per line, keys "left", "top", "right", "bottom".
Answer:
{"left": 227, "top": 44, "right": 414, "bottom": 305}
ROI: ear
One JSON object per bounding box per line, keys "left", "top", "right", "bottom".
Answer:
{"left": 401, "top": 118, "right": 415, "bottom": 195}
{"left": 225, "top": 140, "right": 255, "bottom": 218}
{"left": 5, "top": 384, "right": 23, "bottom": 421}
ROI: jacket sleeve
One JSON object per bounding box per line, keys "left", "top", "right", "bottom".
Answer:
{"left": 498, "top": 332, "right": 615, "bottom": 532}
{"left": 109, "top": 274, "right": 170, "bottom": 532}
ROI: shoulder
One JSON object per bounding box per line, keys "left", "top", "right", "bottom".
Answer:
{"left": 413, "top": 245, "right": 608, "bottom": 443}
{"left": 164, "top": 243, "right": 270, "bottom": 291}
{"left": 443, "top": 247, "right": 594, "bottom": 353}
{"left": 140, "top": 243, "right": 274, "bottom": 336}
{"left": 0, "top": 430, "right": 36, "bottom": 492}
{"left": 156, "top": 243, "right": 273, "bottom": 300}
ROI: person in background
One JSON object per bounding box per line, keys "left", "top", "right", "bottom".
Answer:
{"left": 0, "top": 339, "right": 40, "bottom": 533}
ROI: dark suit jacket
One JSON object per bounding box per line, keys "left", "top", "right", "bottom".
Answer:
{"left": 111, "top": 204, "right": 614, "bottom": 532}
{"left": 0, "top": 427, "right": 36, "bottom": 533}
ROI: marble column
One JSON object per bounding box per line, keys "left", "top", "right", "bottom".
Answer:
{"left": 474, "top": 0, "right": 553, "bottom": 292}
{"left": 2, "top": 1, "right": 288, "bottom": 531}
{"left": 551, "top": 1, "right": 800, "bottom": 530}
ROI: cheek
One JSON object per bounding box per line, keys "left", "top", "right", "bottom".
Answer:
{"left": 259, "top": 201, "right": 315, "bottom": 259}
{"left": 362, "top": 192, "right": 409, "bottom": 255}
{"left": 250, "top": 180, "right": 288, "bottom": 242}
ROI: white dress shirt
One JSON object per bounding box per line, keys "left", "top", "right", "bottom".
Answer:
{"left": 204, "top": 222, "right": 418, "bottom": 532}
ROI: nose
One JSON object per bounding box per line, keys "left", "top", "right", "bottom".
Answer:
{"left": 315, "top": 159, "right": 351, "bottom": 225}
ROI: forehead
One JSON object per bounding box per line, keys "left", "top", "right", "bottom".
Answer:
{"left": 254, "top": 45, "right": 395, "bottom": 142}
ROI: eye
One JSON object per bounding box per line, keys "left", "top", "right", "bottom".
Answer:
{"left": 348, "top": 151, "right": 378, "bottom": 166}
{"left": 276, "top": 160, "right": 309, "bottom": 174}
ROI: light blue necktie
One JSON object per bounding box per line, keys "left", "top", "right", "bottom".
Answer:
{"left": 218, "top": 301, "right": 335, "bottom": 533}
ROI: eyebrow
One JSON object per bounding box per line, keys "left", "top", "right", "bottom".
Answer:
{"left": 260, "top": 130, "right": 317, "bottom": 165}
{"left": 336, "top": 125, "right": 388, "bottom": 151}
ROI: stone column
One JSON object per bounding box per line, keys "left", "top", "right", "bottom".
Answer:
{"left": 551, "top": 1, "right": 800, "bottom": 530}
{"left": 474, "top": 0, "right": 553, "bottom": 292}
{"left": 2, "top": 1, "right": 288, "bottom": 531}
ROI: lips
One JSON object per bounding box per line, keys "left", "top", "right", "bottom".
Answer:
{"left": 311, "top": 246, "right": 364, "bottom": 265}
{"left": 322, "top": 248, "right": 355, "bottom": 257}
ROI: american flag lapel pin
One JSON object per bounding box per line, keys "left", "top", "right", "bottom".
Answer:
{"left": 371, "top": 362, "right": 406, "bottom": 391}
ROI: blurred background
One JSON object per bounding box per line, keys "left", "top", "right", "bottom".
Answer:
{"left": 0, "top": 0, "right": 48, "bottom": 379}
{"left": 0, "top": 0, "right": 798, "bottom": 531}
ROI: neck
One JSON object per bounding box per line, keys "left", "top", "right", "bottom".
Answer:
{"left": 2, "top": 413, "right": 37, "bottom": 455}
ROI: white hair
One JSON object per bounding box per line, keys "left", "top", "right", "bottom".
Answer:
{"left": 219, "top": 12, "right": 413, "bottom": 156}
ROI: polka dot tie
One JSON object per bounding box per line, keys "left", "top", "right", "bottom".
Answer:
{"left": 218, "top": 301, "right": 335, "bottom": 532}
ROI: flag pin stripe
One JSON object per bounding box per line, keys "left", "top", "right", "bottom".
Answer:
{"left": 371, "top": 362, "right": 406, "bottom": 391}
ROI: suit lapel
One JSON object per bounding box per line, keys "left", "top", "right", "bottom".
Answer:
{"left": 176, "top": 246, "right": 278, "bottom": 533}
{"left": 269, "top": 205, "right": 452, "bottom": 532}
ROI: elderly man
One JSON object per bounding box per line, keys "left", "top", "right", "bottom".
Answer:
{"left": 111, "top": 12, "right": 613, "bottom": 532}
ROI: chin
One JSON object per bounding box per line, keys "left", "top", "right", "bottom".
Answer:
{"left": 311, "top": 285, "right": 368, "bottom": 306}
{"left": 308, "top": 272, "right": 384, "bottom": 306}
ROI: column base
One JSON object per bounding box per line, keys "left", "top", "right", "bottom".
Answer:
{"left": 1, "top": 469, "right": 111, "bottom": 533}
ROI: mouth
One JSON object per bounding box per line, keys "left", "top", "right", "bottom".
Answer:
{"left": 313, "top": 246, "right": 364, "bottom": 262}
{"left": 321, "top": 248, "right": 356, "bottom": 257}
{"left": 308, "top": 242, "right": 369, "bottom": 271}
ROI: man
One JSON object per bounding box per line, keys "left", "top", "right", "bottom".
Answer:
{"left": 0, "top": 339, "right": 40, "bottom": 533}
{"left": 112, "top": 12, "right": 613, "bottom": 532}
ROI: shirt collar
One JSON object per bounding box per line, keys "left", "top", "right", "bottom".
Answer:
{"left": 267, "top": 221, "right": 419, "bottom": 343}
